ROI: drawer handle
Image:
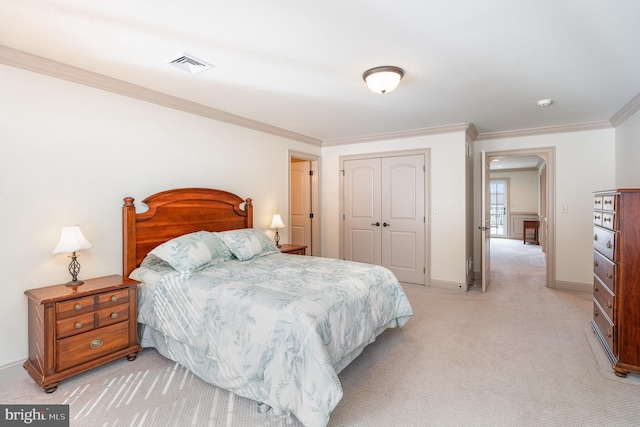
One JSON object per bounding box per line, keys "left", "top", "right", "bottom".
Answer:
{"left": 604, "top": 217, "right": 611, "bottom": 223}
{"left": 594, "top": 309, "right": 598, "bottom": 316}
{"left": 604, "top": 200, "right": 612, "bottom": 205}
{"left": 110, "top": 295, "right": 118, "bottom": 302}
{"left": 75, "top": 321, "right": 83, "bottom": 329}
{"left": 607, "top": 271, "right": 613, "bottom": 279}
{"left": 606, "top": 241, "right": 613, "bottom": 249}
{"left": 90, "top": 338, "right": 104, "bottom": 349}
{"left": 74, "top": 303, "right": 83, "bottom": 311}
{"left": 593, "top": 235, "right": 598, "bottom": 241}
{"left": 110, "top": 312, "right": 118, "bottom": 319}
{"left": 594, "top": 215, "right": 601, "bottom": 220}
{"left": 607, "top": 300, "right": 612, "bottom": 309}
{"left": 594, "top": 284, "right": 599, "bottom": 292}
{"left": 606, "top": 329, "right": 612, "bottom": 338}
{"left": 593, "top": 260, "right": 598, "bottom": 267}
{"left": 595, "top": 200, "right": 602, "bottom": 205}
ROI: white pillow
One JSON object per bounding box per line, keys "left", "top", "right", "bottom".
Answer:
{"left": 216, "top": 228, "right": 280, "bottom": 261}
{"left": 149, "top": 231, "right": 234, "bottom": 273}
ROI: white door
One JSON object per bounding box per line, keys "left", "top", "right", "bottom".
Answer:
{"left": 344, "top": 158, "right": 382, "bottom": 264}
{"left": 381, "top": 156, "right": 425, "bottom": 284}
{"left": 344, "top": 154, "right": 425, "bottom": 284}
{"left": 481, "top": 151, "right": 491, "bottom": 292}
{"left": 290, "top": 160, "right": 312, "bottom": 252}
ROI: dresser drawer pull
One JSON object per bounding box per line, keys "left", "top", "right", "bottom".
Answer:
{"left": 74, "top": 303, "right": 83, "bottom": 311}
{"left": 606, "top": 241, "right": 613, "bottom": 249}
{"left": 594, "top": 260, "right": 598, "bottom": 267}
{"left": 607, "top": 300, "right": 612, "bottom": 309}
{"left": 90, "top": 339, "right": 104, "bottom": 349}
{"left": 594, "top": 309, "right": 598, "bottom": 316}
{"left": 604, "top": 200, "right": 612, "bottom": 206}
{"left": 607, "top": 271, "right": 613, "bottom": 279}
{"left": 606, "top": 329, "right": 612, "bottom": 338}
{"left": 594, "top": 284, "right": 599, "bottom": 292}
{"left": 595, "top": 200, "right": 602, "bottom": 205}
{"left": 594, "top": 215, "right": 601, "bottom": 220}
{"left": 74, "top": 321, "right": 83, "bottom": 329}
{"left": 110, "top": 295, "right": 118, "bottom": 302}
{"left": 593, "top": 234, "right": 598, "bottom": 241}
{"left": 604, "top": 217, "right": 611, "bottom": 223}
{"left": 110, "top": 312, "right": 118, "bottom": 319}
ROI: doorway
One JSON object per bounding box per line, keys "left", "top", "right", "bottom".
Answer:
{"left": 490, "top": 179, "right": 508, "bottom": 237}
{"left": 483, "top": 148, "right": 555, "bottom": 289}
{"left": 289, "top": 152, "right": 320, "bottom": 256}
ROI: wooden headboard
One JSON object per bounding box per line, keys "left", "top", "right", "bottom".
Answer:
{"left": 122, "top": 188, "right": 253, "bottom": 277}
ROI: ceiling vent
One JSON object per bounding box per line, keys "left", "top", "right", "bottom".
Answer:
{"left": 165, "top": 53, "right": 213, "bottom": 74}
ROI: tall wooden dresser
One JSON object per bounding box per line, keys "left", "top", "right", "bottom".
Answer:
{"left": 591, "top": 189, "right": 640, "bottom": 377}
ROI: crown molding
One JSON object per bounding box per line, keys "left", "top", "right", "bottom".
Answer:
{"left": 322, "top": 123, "right": 474, "bottom": 147}
{"left": 475, "top": 121, "right": 612, "bottom": 141}
{"left": 0, "top": 45, "right": 322, "bottom": 147}
{"left": 610, "top": 92, "right": 640, "bottom": 127}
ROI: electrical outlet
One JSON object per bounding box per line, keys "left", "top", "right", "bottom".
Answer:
{"left": 561, "top": 205, "right": 568, "bottom": 214}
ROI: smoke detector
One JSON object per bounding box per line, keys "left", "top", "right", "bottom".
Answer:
{"left": 165, "top": 53, "right": 213, "bottom": 74}
{"left": 537, "top": 99, "right": 553, "bottom": 107}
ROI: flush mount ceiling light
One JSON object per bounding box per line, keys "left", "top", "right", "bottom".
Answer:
{"left": 537, "top": 99, "right": 553, "bottom": 107}
{"left": 362, "top": 66, "right": 404, "bottom": 94}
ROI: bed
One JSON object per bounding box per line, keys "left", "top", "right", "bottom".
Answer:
{"left": 122, "top": 188, "right": 413, "bottom": 427}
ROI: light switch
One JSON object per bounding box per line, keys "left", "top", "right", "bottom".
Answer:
{"left": 433, "top": 206, "right": 439, "bottom": 215}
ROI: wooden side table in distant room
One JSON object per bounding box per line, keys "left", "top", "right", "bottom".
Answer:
{"left": 278, "top": 244, "right": 308, "bottom": 255}
{"left": 523, "top": 220, "right": 539, "bottom": 245}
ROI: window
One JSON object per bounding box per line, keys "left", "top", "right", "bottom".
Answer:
{"left": 490, "top": 179, "right": 508, "bottom": 237}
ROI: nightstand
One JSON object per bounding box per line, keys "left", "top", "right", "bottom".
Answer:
{"left": 278, "top": 244, "right": 308, "bottom": 255}
{"left": 24, "top": 274, "right": 142, "bottom": 393}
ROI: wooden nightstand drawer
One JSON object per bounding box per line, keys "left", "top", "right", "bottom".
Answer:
{"left": 97, "top": 303, "right": 129, "bottom": 328}
{"left": 97, "top": 289, "right": 129, "bottom": 308}
{"left": 279, "top": 244, "right": 307, "bottom": 255}
{"left": 56, "top": 312, "right": 95, "bottom": 339}
{"left": 56, "top": 321, "right": 130, "bottom": 372}
{"left": 56, "top": 296, "right": 95, "bottom": 319}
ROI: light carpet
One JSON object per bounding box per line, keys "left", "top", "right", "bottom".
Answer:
{"left": 2, "top": 238, "right": 640, "bottom": 426}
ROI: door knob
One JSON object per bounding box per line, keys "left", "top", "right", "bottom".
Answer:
{"left": 371, "top": 222, "right": 380, "bottom": 227}
{"left": 383, "top": 222, "right": 390, "bottom": 227}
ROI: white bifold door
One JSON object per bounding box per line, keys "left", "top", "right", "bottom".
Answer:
{"left": 344, "top": 154, "right": 425, "bottom": 285}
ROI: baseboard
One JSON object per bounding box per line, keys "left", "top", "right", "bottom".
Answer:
{"left": 555, "top": 280, "right": 591, "bottom": 293}
{"left": 0, "top": 359, "right": 26, "bottom": 382}
{"left": 430, "top": 279, "right": 468, "bottom": 292}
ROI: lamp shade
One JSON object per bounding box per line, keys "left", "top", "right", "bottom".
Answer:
{"left": 363, "top": 66, "right": 404, "bottom": 94}
{"left": 270, "top": 214, "right": 285, "bottom": 229}
{"left": 52, "top": 225, "right": 93, "bottom": 254}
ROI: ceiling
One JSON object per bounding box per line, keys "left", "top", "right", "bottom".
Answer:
{"left": 1, "top": 0, "right": 639, "bottom": 145}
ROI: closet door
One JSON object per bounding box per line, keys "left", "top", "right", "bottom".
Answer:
{"left": 381, "top": 155, "right": 425, "bottom": 284}
{"left": 344, "top": 158, "right": 382, "bottom": 264}
{"left": 344, "top": 154, "right": 425, "bottom": 285}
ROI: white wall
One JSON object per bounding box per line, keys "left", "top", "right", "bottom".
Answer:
{"left": 615, "top": 110, "right": 640, "bottom": 187}
{"left": 322, "top": 131, "right": 469, "bottom": 290}
{"left": 475, "top": 129, "right": 616, "bottom": 289}
{"left": 0, "top": 64, "right": 320, "bottom": 368}
{"left": 490, "top": 170, "right": 539, "bottom": 213}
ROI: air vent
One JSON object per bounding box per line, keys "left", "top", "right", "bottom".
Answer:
{"left": 165, "top": 53, "right": 213, "bottom": 74}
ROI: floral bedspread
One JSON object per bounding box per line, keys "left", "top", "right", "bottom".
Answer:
{"left": 131, "top": 253, "right": 413, "bottom": 427}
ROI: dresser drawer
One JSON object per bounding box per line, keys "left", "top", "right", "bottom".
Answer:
{"left": 56, "top": 296, "right": 95, "bottom": 319}
{"left": 593, "top": 227, "right": 616, "bottom": 261}
{"left": 593, "top": 276, "right": 614, "bottom": 322}
{"left": 56, "top": 312, "right": 95, "bottom": 339}
{"left": 97, "top": 303, "right": 129, "bottom": 328}
{"left": 97, "top": 289, "right": 129, "bottom": 308}
{"left": 593, "top": 196, "right": 603, "bottom": 210}
{"left": 601, "top": 212, "right": 616, "bottom": 230}
{"left": 593, "top": 300, "right": 615, "bottom": 354}
{"left": 56, "top": 321, "right": 130, "bottom": 372}
{"left": 602, "top": 194, "right": 616, "bottom": 212}
{"left": 593, "top": 212, "right": 603, "bottom": 227}
{"left": 593, "top": 250, "right": 616, "bottom": 293}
